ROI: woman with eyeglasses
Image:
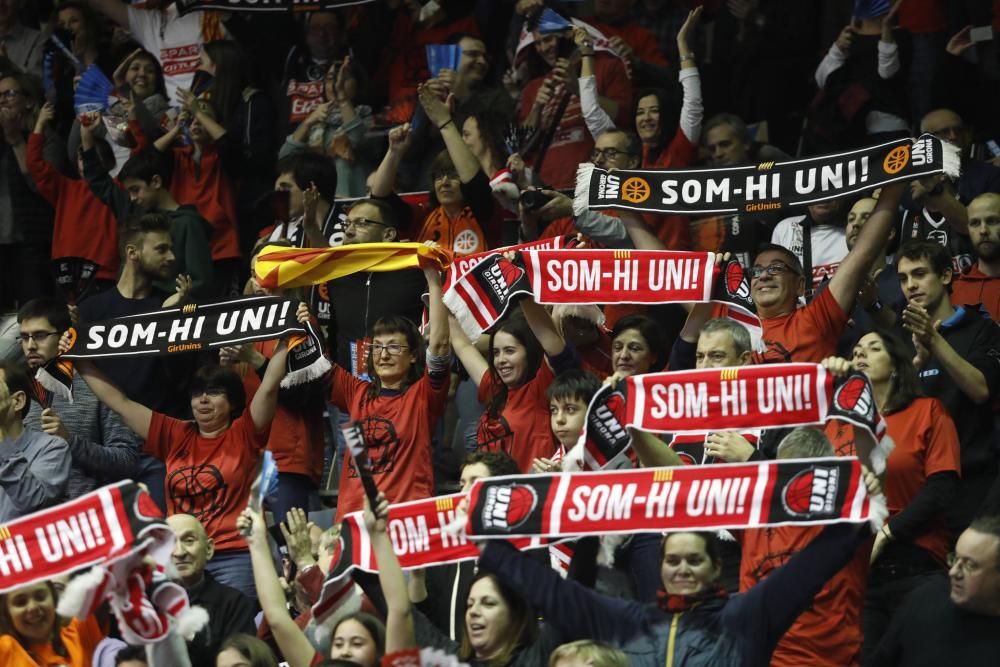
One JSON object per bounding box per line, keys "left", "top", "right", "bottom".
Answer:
{"left": 279, "top": 56, "right": 373, "bottom": 198}
{"left": 821, "top": 329, "right": 961, "bottom": 661}
{"left": 296, "top": 260, "right": 451, "bottom": 522}
{"left": 73, "top": 336, "right": 291, "bottom": 601}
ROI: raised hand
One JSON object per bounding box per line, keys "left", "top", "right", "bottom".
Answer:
{"left": 677, "top": 6, "right": 703, "bottom": 53}
{"left": 820, "top": 356, "right": 854, "bottom": 377}
{"left": 280, "top": 507, "right": 318, "bottom": 571}
{"left": 835, "top": 24, "right": 855, "bottom": 51}
{"left": 946, "top": 25, "right": 976, "bottom": 56}
{"left": 34, "top": 102, "right": 55, "bottom": 134}
{"left": 363, "top": 492, "right": 390, "bottom": 535}
{"left": 333, "top": 56, "right": 357, "bottom": 103}
{"left": 387, "top": 122, "right": 412, "bottom": 154}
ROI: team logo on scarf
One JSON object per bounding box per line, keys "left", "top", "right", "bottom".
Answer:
{"left": 51, "top": 257, "right": 99, "bottom": 305}
{"left": 482, "top": 484, "right": 539, "bottom": 530}
{"left": 781, "top": 466, "right": 841, "bottom": 518}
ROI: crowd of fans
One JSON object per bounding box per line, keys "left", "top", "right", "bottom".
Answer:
{"left": 1, "top": 0, "right": 1000, "bottom": 665}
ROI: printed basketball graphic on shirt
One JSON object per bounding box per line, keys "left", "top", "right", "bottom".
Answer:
{"left": 476, "top": 415, "right": 513, "bottom": 456}
{"left": 481, "top": 483, "right": 538, "bottom": 530}
{"left": 346, "top": 416, "right": 400, "bottom": 477}
{"left": 167, "top": 464, "right": 227, "bottom": 522}
{"left": 780, "top": 465, "right": 840, "bottom": 518}
{"left": 453, "top": 229, "right": 481, "bottom": 254}
{"left": 882, "top": 145, "right": 910, "bottom": 175}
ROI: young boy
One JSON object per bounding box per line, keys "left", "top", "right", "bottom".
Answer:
{"left": 540, "top": 369, "right": 601, "bottom": 471}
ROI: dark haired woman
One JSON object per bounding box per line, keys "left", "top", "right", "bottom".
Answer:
{"left": 822, "top": 330, "right": 961, "bottom": 659}
{"left": 73, "top": 336, "right": 290, "bottom": 601}
{"left": 451, "top": 291, "right": 577, "bottom": 472}
{"left": 610, "top": 315, "right": 667, "bottom": 378}
{"left": 216, "top": 633, "right": 279, "bottom": 667}
{"left": 0, "top": 581, "right": 103, "bottom": 665}
{"left": 298, "top": 262, "right": 451, "bottom": 521}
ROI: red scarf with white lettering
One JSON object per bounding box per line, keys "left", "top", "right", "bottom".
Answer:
{"left": 442, "top": 249, "right": 759, "bottom": 341}
{"left": 465, "top": 458, "right": 882, "bottom": 539}
{"left": 0, "top": 482, "right": 207, "bottom": 645}
{"left": 577, "top": 363, "right": 891, "bottom": 474}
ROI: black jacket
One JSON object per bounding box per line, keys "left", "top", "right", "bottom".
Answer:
{"left": 185, "top": 571, "right": 257, "bottom": 667}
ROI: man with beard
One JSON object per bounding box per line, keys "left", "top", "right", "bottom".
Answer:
{"left": 77, "top": 213, "right": 194, "bottom": 512}
{"left": 952, "top": 193, "right": 1000, "bottom": 321}
{"left": 18, "top": 298, "right": 139, "bottom": 500}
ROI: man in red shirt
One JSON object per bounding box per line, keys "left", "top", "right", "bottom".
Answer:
{"left": 752, "top": 183, "right": 903, "bottom": 364}
{"left": 952, "top": 193, "right": 1000, "bottom": 321}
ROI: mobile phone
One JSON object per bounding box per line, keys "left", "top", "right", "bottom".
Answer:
{"left": 970, "top": 26, "right": 993, "bottom": 43}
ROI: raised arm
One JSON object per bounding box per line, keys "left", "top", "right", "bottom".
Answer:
{"left": 74, "top": 358, "right": 153, "bottom": 440}
{"left": 249, "top": 339, "right": 288, "bottom": 431}
{"left": 518, "top": 291, "right": 566, "bottom": 358}
{"left": 366, "top": 494, "right": 415, "bottom": 653}
{"left": 628, "top": 426, "right": 684, "bottom": 468}
{"left": 424, "top": 266, "right": 450, "bottom": 358}
{"left": 238, "top": 508, "right": 316, "bottom": 667}
{"left": 418, "top": 84, "right": 480, "bottom": 184}
{"left": 369, "top": 124, "right": 410, "bottom": 198}
{"left": 827, "top": 182, "right": 904, "bottom": 313}
{"left": 621, "top": 211, "right": 667, "bottom": 250}
{"left": 449, "top": 315, "right": 488, "bottom": 386}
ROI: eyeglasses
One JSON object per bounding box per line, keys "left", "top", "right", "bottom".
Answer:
{"left": 190, "top": 387, "right": 228, "bottom": 398}
{"left": 590, "top": 147, "right": 633, "bottom": 162}
{"left": 749, "top": 262, "right": 799, "bottom": 279}
{"left": 371, "top": 343, "right": 409, "bottom": 356}
{"left": 0, "top": 90, "right": 23, "bottom": 100}
{"left": 344, "top": 217, "right": 387, "bottom": 230}
{"left": 17, "top": 331, "right": 61, "bottom": 345}
{"left": 947, "top": 552, "right": 984, "bottom": 575}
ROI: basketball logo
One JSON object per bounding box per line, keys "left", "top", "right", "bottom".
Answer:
{"left": 454, "top": 229, "right": 481, "bottom": 254}
{"left": 832, "top": 375, "right": 874, "bottom": 423}
{"left": 481, "top": 483, "right": 539, "bottom": 530}
{"left": 724, "top": 261, "right": 751, "bottom": 301}
{"left": 621, "top": 177, "right": 651, "bottom": 204}
{"left": 882, "top": 145, "right": 910, "bottom": 175}
{"left": 781, "top": 466, "right": 839, "bottom": 518}
{"left": 134, "top": 487, "right": 164, "bottom": 521}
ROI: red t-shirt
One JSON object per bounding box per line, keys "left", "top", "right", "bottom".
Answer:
{"left": 752, "top": 287, "right": 848, "bottom": 364}
{"left": 27, "top": 134, "right": 120, "bottom": 281}
{"left": 898, "top": 0, "right": 947, "bottom": 33}
{"left": 519, "top": 55, "right": 632, "bottom": 189}
{"left": 643, "top": 127, "right": 698, "bottom": 250}
{"left": 882, "top": 397, "right": 961, "bottom": 562}
{"left": 146, "top": 411, "right": 269, "bottom": 551}
{"left": 740, "top": 525, "right": 869, "bottom": 667}
{"left": 477, "top": 360, "right": 559, "bottom": 472}
{"left": 241, "top": 339, "right": 326, "bottom": 482}
{"left": 952, "top": 263, "right": 1000, "bottom": 324}
{"left": 589, "top": 21, "right": 669, "bottom": 67}
{"left": 330, "top": 364, "right": 450, "bottom": 521}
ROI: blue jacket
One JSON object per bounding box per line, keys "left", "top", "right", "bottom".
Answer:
{"left": 479, "top": 524, "right": 864, "bottom": 667}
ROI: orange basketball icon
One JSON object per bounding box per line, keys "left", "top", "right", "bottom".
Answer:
{"left": 882, "top": 145, "right": 910, "bottom": 175}
{"left": 621, "top": 177, "right": 651, "bottom": 204}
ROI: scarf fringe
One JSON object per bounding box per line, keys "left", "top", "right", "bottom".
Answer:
{"left": 57, "top": 566, "right": 107, "bottom": 618}
{"left": 574, "top": 162, "right": 595, "bottom": 216}
{"left": 869, "top": 433, "right": 895, "bottom": 477}
{"left": 311, "top": 585, "right": 363, "bottom": 647}
{"left": 281, "top": 355, "right": 332, "bottom": 388}
{"left": 173, "top": 604, "right": 210, "bottom": 641}
{"left": 868, "top": 492, "right": 889, "bottom": 534}
{"left": 35, "top": 364, "right": 74, "bottom": 404}
{"left": 940, "top": 140, "right": 961, "bottom": 179}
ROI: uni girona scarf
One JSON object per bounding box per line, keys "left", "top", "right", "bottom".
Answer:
{"left": 577, "top": 363, "right": 891, "bottom": 474}
{"left": 312, "top": 494, "right": 548, "bottom": 625}
{"left": 0, "top": 482, "right": 207, "bottom": 645}
{"left": 464, "top": 457, "right": 884, "bottom": 539}
{"left": 37, "top": 296, "right": 329, "bottom": 401}
{"left": 443, "top": 249, "right": 758, "bottom": 340}
{"left": 575, "top": 135, "right": 959, "bottom": 216}
{"left": 253, "top": 242, "right": 452, "bottom": 290}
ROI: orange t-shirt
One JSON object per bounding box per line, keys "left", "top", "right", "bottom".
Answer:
{"left": 416, "top": 205, "right": 487, "bottom": 256}
{"left": 330, "top": 364, "right": 450, "bottom": 521}
{"left": 146, "top": 411, "right": 269, "bottom": 551}
{"left": 883, "top": 397, "right": 961, "bottom": 562}
{"left": 476, "top": 360, "right": 559, "bottom": 472}
{"left": 0, "top": 616, "right": 103, "bottom": 666}
{"left": 740, "top": 525, "right": 870, "bottom": 667}
{"left": 241, "top": 339, "right": 327, "bottom": 482}
{"left": 752, "top": 287, "right": 848, "bottom": 364}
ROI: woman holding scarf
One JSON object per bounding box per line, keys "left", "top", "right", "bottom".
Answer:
{"left": 71, "top": 334, "right": 290, "bottom": 603}
{"left": 822, "top": 330, "right": 961, "bottom": 660}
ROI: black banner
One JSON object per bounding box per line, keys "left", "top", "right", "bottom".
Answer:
{"left": 574, "top": 135, "right": 959, "bottom": 216}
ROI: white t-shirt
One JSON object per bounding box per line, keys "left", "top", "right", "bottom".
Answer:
{"left": 127, "top": 5, "right": 222, "bottom": 103}
{"left": 771, "top": 214, "right": 848, "bottom": 289}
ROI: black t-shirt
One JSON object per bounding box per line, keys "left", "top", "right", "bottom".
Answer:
{"left": 77, "top": 287, "right": 191, "bottom": 418}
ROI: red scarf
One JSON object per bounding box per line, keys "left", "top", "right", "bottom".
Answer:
{"left": 657, "top": 585, "right": 729, "bottom": 614}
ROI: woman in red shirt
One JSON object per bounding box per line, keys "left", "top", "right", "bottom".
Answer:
{"left": 826, "top": 330, "right": 960, "bottom": 660}
{"left": 451, "top": 292, "right": 577, "bottom": 472}
{"left": 313, "top": 265, "right": 451, "bottom": 521}
{"left": 75, "top": 336, "right": 289, "bottom": 602}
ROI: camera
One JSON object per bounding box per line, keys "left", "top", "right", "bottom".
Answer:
{"left": 519, "top": 189, "right": 553, "bottom": 212}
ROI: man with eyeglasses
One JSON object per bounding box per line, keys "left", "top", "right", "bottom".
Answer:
{"left": 0, "top": 358, "right": 69, "bottom": 522}
{"left": 869, "top": 515, "right": 1000, "bottom": 665}
{"left": 17, "top": 298, "right": 139, "bottom": 502}
{"left": 751, "top": 183, "right": 904, "bottom": 364}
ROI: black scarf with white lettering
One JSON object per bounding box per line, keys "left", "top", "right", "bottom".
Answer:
{"left": 574, "top": 135, "right": 959, "bottom": 216}
{"left": 36, "top": 296, "right": 330, "bottom": 401}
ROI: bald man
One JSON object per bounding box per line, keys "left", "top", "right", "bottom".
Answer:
{"left": 167, "top": 514, "right": 256, "bottom": 667}
{"left": 953, "top": 193, "right": 1000, "bottom": 321}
